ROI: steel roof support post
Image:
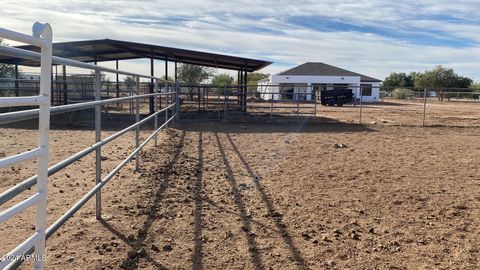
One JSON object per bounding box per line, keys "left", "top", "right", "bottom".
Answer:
{"left": 165, "top": 60, "right": 168, "bottom": 80}
{"left": 174, "top": 61, "right": 178, "bottom": 82}
{"left": 149, "top": 57, "right": 154, "bottom": 114}
{"left": 115, "top": 60, "right": 119, "bottom": 100}
{"left": 165, "top": 60, "right": 168, "bottom": 112}
{"left": 239, "top": 69, "right": 244, "bottom": 112}
{"left": 173, "top": 62, "right": 178, "bottom": 121}
{"left": 244, "top": 69, "right": 248, "bottom": 112}
{"left": 62, "top": 65, "right": 67, "bottom": 107}
{"left": 62, "top": 69, "right": 67, "bottom": 105}
{"left": 237, "top": 70, "right": 241, "bottom": 108}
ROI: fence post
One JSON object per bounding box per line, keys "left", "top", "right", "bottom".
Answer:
{"left": 129, "top": 85, "right": 134, "bottom": 120}
{"left": 359, "top": 85, "right": 363, "bottom": 124}
{"left": 94, "top": 70, "right": 102, "bottom": 220}
{"left": 171, "top": 83, "right": 175, "bottom": 124}
{"left": 422, "top": 88, "right": 427, "bottom": 127}
{"left": 217, "top": 88, "right": 221, "bottom": 121}
{"left": 175, "top": 82, "right": 180, "bottom": 121}
{"left": 270, "top": 91, "right": 274, "bottom": 117}
{"left": 34, "top": 22, "right": 52, "bottom": 269}
{"left": 224, "top": 88, "right": 228, "bottom": 122}
{"left": 313, "top": 88, "right": 317, "bottom": 117}
{"left": 154, "top": 79, "right": 158, "bottom": 146}
{"left": 135, "top": 76, "right": 140, "bottom": 171}
{"left": 296, "top": 100, "right": 299, "bottom": 121}
{"left": 165, "top": 96, "right": 169, "bottom": 130}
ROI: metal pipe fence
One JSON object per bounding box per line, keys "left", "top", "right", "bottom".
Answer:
{"left": 0, "top": 22, "right": 52, "bottom": 270}
{"left": 0, "top": 22, "right": 179, "bottom": 269}
{"left": 177, "top": 84, "right": 479, "bottom": 127}
{"left": 1, "top": 21, "right": 478, "bottom": 270}
{"left": 0, "top": 77, "right": 158, "bottom": 108}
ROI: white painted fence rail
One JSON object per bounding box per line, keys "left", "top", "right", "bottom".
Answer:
{"left": 0, "top": 23, "right": 179, "bottom": 269}
{"left": 0, "top": 22, "right": 52, "bottom": 270}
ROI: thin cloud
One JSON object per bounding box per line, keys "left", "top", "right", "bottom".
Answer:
{"left": 0, "top": 0, "right": 478, "bottom": 80}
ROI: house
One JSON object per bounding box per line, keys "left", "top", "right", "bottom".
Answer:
{"left": 258, "top": 62, "right": 382, "bottom": 102}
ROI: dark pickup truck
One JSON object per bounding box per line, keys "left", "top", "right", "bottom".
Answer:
{"left": 320, "top": 89, "right": 354, "bottom": 106}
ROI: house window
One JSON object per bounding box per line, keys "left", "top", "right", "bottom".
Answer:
{"left": 361, "top": 84, "right": 372, "bottom": 96}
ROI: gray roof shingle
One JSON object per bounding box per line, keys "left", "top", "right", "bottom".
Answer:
{"left": 278, "top": 62, "right": 382, "bottom": 82}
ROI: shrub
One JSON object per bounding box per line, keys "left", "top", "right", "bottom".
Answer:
{"left": 392, "top": 88, "right": 413, "bottom": 99}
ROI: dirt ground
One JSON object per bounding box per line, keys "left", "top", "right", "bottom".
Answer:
{"left": 314, "top": 99, "right": 480, "bottom": 127}
{"left": 1, "top": 115, "right": 479, "bottom": 269}
{"left": 182, "top": 98, "right": 480, "bottom": 127}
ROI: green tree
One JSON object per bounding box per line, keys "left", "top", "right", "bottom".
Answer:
{"left": 177, "top": 64, "right": 214, "bottom": 99}
{"left": 382, "top": 72, "right": 414, "bottom": 89}
{"left": 247, "top": 72, "right": 269, "bottom": 85}
{"left": 245, "top": 72, "right": 269, "bottom": 94}
{"left": 212, "top": 73, "right": 234, "bottom": 87}
{"left": 124, "top": 76, "right": 136, "bottom": 91}
{"left": 414, "top": 65, "right": 472, "bottom": 101}
{"left": 470, "top": 82, "right": 480, "bottom": 90}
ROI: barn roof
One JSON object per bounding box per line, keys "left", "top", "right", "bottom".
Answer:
{"left": 278, "top": 62, "right": 381, "bottom": 82}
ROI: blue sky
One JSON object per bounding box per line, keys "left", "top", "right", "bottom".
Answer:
{"left": 1, "top": 0, "right": 479, "bottom": 81}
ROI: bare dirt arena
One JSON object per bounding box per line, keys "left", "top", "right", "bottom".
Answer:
{"left": 1, "top": 107, "right": 480, "bottom": 269}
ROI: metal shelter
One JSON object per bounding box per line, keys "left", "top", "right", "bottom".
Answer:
{"left": 0, "top": 39, "right": 271, "bottom": 113}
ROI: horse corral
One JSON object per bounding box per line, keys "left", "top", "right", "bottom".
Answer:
{"left": 1, "top": 23, "right": 480, "bottom": 270}
{"left": 1, "top": 120, "right": 479, "bottom": 269}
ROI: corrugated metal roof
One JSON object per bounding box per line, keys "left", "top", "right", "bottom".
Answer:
{"left": 0, "top": 39, "right": 271, "bottom": 72}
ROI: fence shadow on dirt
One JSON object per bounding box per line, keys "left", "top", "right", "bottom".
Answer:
{"left": 98, "top": 130, "right": 187, "bottom": 270}
{"left": 192, "top": 131, "right": 204, "bottom": 270}
{"left": 178, "top": 117, "right": 375, "bottom": 134}
{"left": 0, "top": 110, "right": 167, "bottom": 131}
{"left": 214, "top": 132, "right": 267, "bottom": 269}
{"left": 224, "top": 132, "right": 310, "bottom": 269}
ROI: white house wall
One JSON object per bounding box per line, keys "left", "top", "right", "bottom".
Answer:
{"left": 370, "top": 82, "right": 381, "bottom": 102}
{"left": 257, "top": 75, "right": 381, "bottom": 102}
{"left": 353, "top": 82, "right": 381, "bottom": 103}
{"left": 272, "top": 75, "right": 361, "bottom": 102}
{"left": 257, "top": 79, "right": 280, "bottom": 100}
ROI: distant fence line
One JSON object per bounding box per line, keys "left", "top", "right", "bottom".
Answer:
{"left": 175, "top": 84, "right": 479, "bottom": 127}
{"left": 1, "top": 79, "right": 478, "bottom": 126}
